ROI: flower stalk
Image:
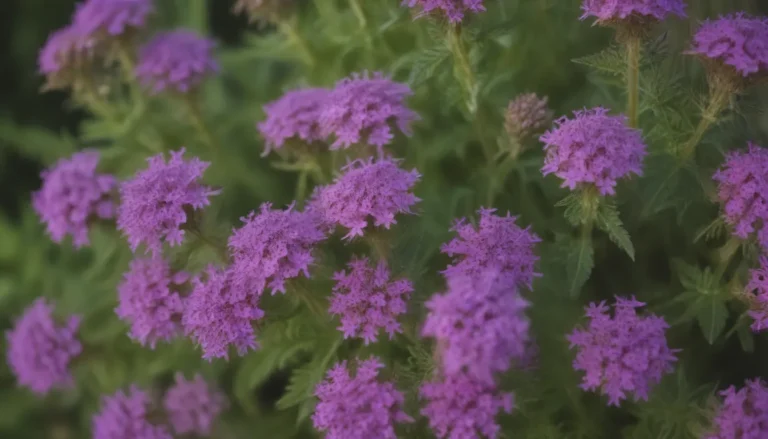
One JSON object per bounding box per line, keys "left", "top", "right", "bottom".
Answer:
{"left": 447, "top": 24, "right": 477, "bottom": 115}
{"left": 625, "top": 36, "right": 641, "bottom": 128}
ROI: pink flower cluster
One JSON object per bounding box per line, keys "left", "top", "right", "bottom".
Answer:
{"left": 403, "top": 0, "right": 486, "bottom": 23}
{"left": 580, "top": 0, "right": 686, "bottom": 23}
{"left": 689, "top": 14, "right": 768, "bottom": 78}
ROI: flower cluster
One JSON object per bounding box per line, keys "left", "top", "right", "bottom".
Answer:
{"left": 580, "top": 0, "right": 686, "bottom": 23}
{"left": 38, "top": 25, "right": 95, "bottom": 90}
{"left": 504, "top": 93, "right": 554, "bottom": 145}
{"left": 705, "top": 379, "right": 768, "bottom": 439}
{"left": 258, "top": 88, "right": 330, "bottom": 154}
{"left": 713, "top": 143, "right": 768, "bottom": 252}
{"left": 73, "top": 0, "right": 153, "bottom": 40}
{"left": 746, "top": 257, "right": 768, "bottom": 332}
{"left": 689, "top": 14, "right": 768, "bottom": 79}
{"left": 312, "top": 357, "right": 412, "bottom": 439}
{"left": 404, "top": 0, "right": 486, "bottom": 23}
{"left": 136, "top": 30, "right": 219, "bottom": 94}
{"left": 329, "top": 257, "right": 413, "bottom": 343}
{"left": 32, "top": 151, "right": 116, "bottom": 248}
{"left": 163, "top": 374, "right": 227, "bottom": 436}
{"left": 567, "top": 296, "right": 678, "bottom": 405}
{"left": 92, "top": 386, "right": 172, "bottom": 439}
{"left": 540, "top": 107, "right": 647, "bottom": 195}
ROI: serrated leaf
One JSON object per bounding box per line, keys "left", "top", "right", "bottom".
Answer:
{"left": 556, "top": 193, "right": 585, "bottom": 227}
{"left": 566, "top": 235, "right": 594, "bottom": 297}
{"left": 596, "top": 200, "right": 635, "bottom": 260}
{"left": 572, "top": 44, "right": 626, "bottom": 76}
{"left": 276, "top": 336, "right": 341, "bottom": 411}
{"left": 694, "top": 294, "right": 728, "bottom": 344}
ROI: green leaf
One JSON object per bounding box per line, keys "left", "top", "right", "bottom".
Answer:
{"left": 276, "top": 336, "right": 341, "bottom": 411}
{"left": 694, "top": 294, "right": 728, "bottom": 344}
{"left": 639, "top": 155, "right": 682, "bottom": 219}
{"left": 566, "top": 235, "right": 594, "bottom": 297}
{"left": 572, "top": 44, "right": 626, "bottom": 76}
{"left": 596, "top": 200, "right": 635, "bottom": 260}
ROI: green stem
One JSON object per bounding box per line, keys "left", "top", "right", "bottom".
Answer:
{"left": 278, "top": 21, "right": 315, "bottom": 66}
{"left": 626, "top": 37, "right": 641, "bottom": 128}
{"left": 679, "top": 86, "right": 733, "bottom": 160}
{"left": 714, "top": 237, "right": 742, "bottom": 280}
{"left": 349, "top": 0, "right": 367, "bottom": 28}
{"left": 447, "top": 24, "right": 477, "bottom": 115}
{"left": 368, "top": 233, "right": 390, "bottom": 262}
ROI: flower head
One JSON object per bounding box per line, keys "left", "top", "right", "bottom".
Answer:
{"left": 32, "top": 151, "right": 116, "bottom": 248}
{"left": 320, "top": 71, "right": 418, "bottom": 149}
{"left": 540, "top": 107, "right": 647, "bottom": 195}
{"left": 504, "top": 93, "right": 554, "bottom": 145}
{"left": 163, "top": 374, "right": 227, "bottom": 436}
{"left": 310, "top": 157, "right": 420, "bottom": 239}
{"left": 182, "top": 266, "right": 264, "bottom": 360}
{"left": 567, "top": 296, "right": 678, "bottom": 405}
{"left": 689, "top": 14, "right": 768, "bottom": 79}
{"left": 258, "top": 88, "right": 330, "bottom": 155}
{"left": 73, "top": 0, "right": 153, "bottom": 39}
{"left": 233, "top": 0, "right": 294, "bottom": 22}
{"left": 116, "top": 257, "right": 188, "bottom": 348}
{"left": 423, "top": 270, "right": 530, "bottom": 384}
{"left": 330, "top": 257, "right": 413, "bottom": 343}
{"left": 420, "top": 372, "right": 513, "bottom": 439}
{"left": 6, "top": 299, "right": 81, "bottom": 395}
{"left": 442, "top": 207, "right": 540, "bottom": 290}
{"left": 136, "top": 30, "right": 219, "bottom": 94}
{"left": 313, "top": 357, "right": 412, "bottom": 439}
{"left": 713, "top": 143, "right": 768, "bottom": 251}
{"left": 745, "top": 256, "right": 768, "bottom": 332}
{"left": 38, "top": 24, "right": 98, "bottom": 90}
{"left": 705, "top": 379, "right": 768, "bottom": 439}
{"left": 580, "top": 0, "right": 686, "bottom": 23}
{"left": 92, "top": 386, "right": 172, "bottom": 439}
{"left": 403, "top": 0, "right": 486, "bottom": 23}
{"left": 117, "top": 148, "right": 219, "bottom": 255}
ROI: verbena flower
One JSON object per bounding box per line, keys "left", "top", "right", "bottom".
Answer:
{"left": 32, "top": 151, "right": 116, "bottom": 248}
{"left": 746, "top": 256, "right": 768, "bottom": 332}
{"left": 713, "top": 143, "right": 768, "bottom": 252}
{"left": 163, "top": 373, "right": 227, "bottom": 436}
{"left": 330, "top": 257, "right": 413, "bottom": 343}
{"left": 257, "top": 87, "right": 330, "bottom": 155}
{"left": 73, "top": 0, "right": 153, "bottom": 39}
{"left": 420, "top": 372, "right": 513, "bottom": 439}
{"left": 540, "top": 107, "right": 647, "bottom": 195}
{"left": 116, "top": 257, "right": 188, "bottom": 348}
{"left": 567, "top": 296, "right": 678, "bottom": 406}
{"left": 6, "top": 299, "right": 81, "bottom": 395}
{"left": 310, "top": 157, "right": 420, "bottom": 240}
{"left": 504, "top": 93, "right": 554, "bottom": 145}
{"left": 580, "top": 0, "right": 686, "bottom": 23}
{"left": 313, "top": 357, "right": 412, "bottom": 439}
{"left": 117, "top": 148, "right": 220, "bottom": 255}
{"left": 689, "top": 14, "right": 768, "bottom": 78}
{"left": 403, "top": 0, "right": 486, "bottom": 23}
{"left": 92, "top": 386, "right": 172, "bottom": 439}
{"left": 319, "top": 71, "right": 418, "bottom": 150}
{"left": 136, "top": 30, "right": 219, "bottom": 94}
{"left": 423, "top": 270, "right": 530, "bottom": 384}
{"left": 182, "top": 266, "right": 264, "bottom": 360}
{"left": 38, "top": 24, "right": 97, "bottom": 90}
{"left": 233, "top": 0, "right": 294, "bottom": 22}
{"left": 705, "top": 379, "right": 768, "bottom": 439}
{"left": 441, "top": 207, "right": 540, "bottom": 290}
{"left": 228, "top": 203, "right": 326, "bottom": 296}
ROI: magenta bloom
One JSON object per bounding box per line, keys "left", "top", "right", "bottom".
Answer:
{"left": 116, "top": 257, "right": 188, "bottom": 348}
{"left": 403, "top": 0, "right": 486, "bottom": 23}
{"left": 258, "top": 87, "right": 330, "bottom": 155}
{"left": 73, "top": 0, "right": 153, "bottom": 39}
{"left": 164, "top": 374, "right": 227, "bottom": 436}
{"left": 136, "top": 30, "right": 219, "bottom": 94}
{"left": 746, "top": 256, "right": 768, "bottom": 332}
{"left": 423, "top": 271, "right": 530, "bottom": 385}
{"left": 705, "top": 379, "right": 768, "bottom": 439}
{"left": 117, "top": 148, "right": 220, "bottom": 255}
{"left": 567, "top": 296, "right": 678, "bottom": 406}
{"left": 580, "top": 0, "right": 686, "bottom": 23}
{"left": 540, "top": 107, "right": 646, "bottom": 195}
{"left": 32, "top": 151, "right": 116, "bottom": 248}
{"left": 420, "top": 372, "right": 513, "bottom": 439}
{"left": 182, "top": 266, "right": 264, "bottom": 360}
{"left": 6, "top": 299, "right": 81, "bottom": 395}
{"left": 310, "top": 157, "right": 420, "bottom": 239}
{"left": 228, "top": 203, "right": 326, "bottom": 296}
{"left": 38, "top": 24, "right": 96, "bottom": 90}
{"left": 330, "top": 257, "right": 413, "bottom": 343}
{"left": 442, "top": 207, "right": 540, "bottom": 290}
{"left": 713, "top": 143, "right": 768, "bottom": 251}
{"left": 92, "top": 386, "right": 172, "bottom": 439}
{"left": 689, "top": 14, "right": 768, "bottom": 78}
{"left": 320, "top": 72, "right": 418, "bottom": 149}
{"left": 313, "top": 357, "right": 412, "bottom": 439}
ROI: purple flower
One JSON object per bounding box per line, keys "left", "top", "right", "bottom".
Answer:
{"left": 423, "top": 271, "right": 530, "bottom": 385}
{"left": 38, "top": 25, "right": 97, "bottom": 90}
{"left": 313, "top": 357, "right": 412, "bottom": 439}
{"left": 580, "top": 0, "right": 686, "bottom": 23}
{"left": 403, "top": 0, "right": 486, "bottom": 23}
{"left": 330, "top": 257, "right": 413, "bottom": 343}
{"left": 92, "top": 386, "right": 172, "bottom": 439}
{"left": 320, "top": 71, "right": 418, "bottom": 150}
{"left": 504, "top": 93, "right": 554, "bottom": 144}
{"left": 228, "top": 203, "right": 326, "bottom": 296}
{"left": 713, "top": 143, "right": 768, "bottom": 251}
{"left": 746, "top": 256, "right": 768, "bottom": 332}
{"left": 163, "top": 373, "right": 227, "bottom": 436}
{"left": 567, "top": 296, "right": 678, "bottom": 406}
{"left": 257, "top": 88, "right": 330, "bottom": 155}
{"left": 689, "top": 14, "right": 768, "bottom": 78}
{"left": 32, "top": 151, "right": 116, "bottom": 248}
{"left": 441, "top": 207, "right": 540, "bottom": 290}
{"left": 73, "top": 0, "right": 153, "bottom": 39}
{"left": 117, "top": 148, "right": 220, "bottom": 255}
{"left": 116, "top": 257, "right": 188, "bottom": 348}
{"left": 6, "top": 299, "right": 81, "bottom": 395}
{"left": 310, "top": 157, "right": 420, "bottom": 239}
{"left": 183, "top": 266, "right": 264, "bottom": 360}
{"left": 705, "top": 379, "right": 768, "bottom": 439}
{"left": 420, "top": 372, "right": 513, "bottom": 439}
{"left": 540, "top": 107, "right": 647, "bottom": 196}
{"left": 136, "top": 30, "right": 219, "bottom": 94}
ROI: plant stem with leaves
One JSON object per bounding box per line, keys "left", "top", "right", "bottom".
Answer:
{"left": 679, "top": 83, "right": 733, "bottom": 160}
{"left": 625, "top": 36, "right": 641, "bottom": 128}
{"left": 447, "top": 24, "right": 477, "bottom": 115}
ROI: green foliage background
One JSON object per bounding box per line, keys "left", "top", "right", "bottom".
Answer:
{"left": 0, "top": 0, "right": 767, "bottom": 438}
